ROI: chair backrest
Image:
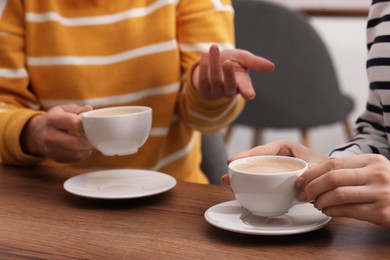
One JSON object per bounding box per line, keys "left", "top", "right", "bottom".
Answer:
{"left": 200, "top": 132, "right": 228, "bottom": 185}
{"left": 231, "top": 0, "right": 354, "bottom": 128}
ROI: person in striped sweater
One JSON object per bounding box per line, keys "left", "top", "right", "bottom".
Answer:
{"left": 223, "top": 0, "right": 390, "bottom": 228}
{"left": 0, "top": 0, "right": 275, "bottom": 184}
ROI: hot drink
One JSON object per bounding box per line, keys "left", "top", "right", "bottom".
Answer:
{"left": 233, "top": 158, "right": 304, "bottom": 174}
{"left": 228, "top": 155, "right": 308, "bottom": 217}
{"left": 81, "top": 106, "right": 152, "bottom": 156}
{"left": 87, "top": 108, "right": 140, "bottom": 117}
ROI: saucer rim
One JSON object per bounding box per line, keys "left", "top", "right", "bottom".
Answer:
{"left": 204, "top": 200, "right": 332, "bottom": 235}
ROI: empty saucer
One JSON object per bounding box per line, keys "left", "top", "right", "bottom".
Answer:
{"left": 64, "top": 169, "right": 176, "bottom": 199}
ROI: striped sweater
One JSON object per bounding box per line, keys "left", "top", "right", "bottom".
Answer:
{"left": 331, "top": 0, "right": 390, "bottom": 158}
{"left": 0, "top": 0, "right": 244, "bottom": 184}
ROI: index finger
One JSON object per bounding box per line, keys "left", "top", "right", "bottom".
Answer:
{"left": 48, "top": 105, "right": 91, "bottom": 131}
{"left": 60, "top": 104, "right": 93, "bottom": 114}
{"left": 298, "top": 156, "right": 371, "bottom": 187}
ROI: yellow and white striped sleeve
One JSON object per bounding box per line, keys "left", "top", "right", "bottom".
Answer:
{"left": 0, "top": 0, "right": 45, "bottom": 165}
{"left": 176, "top": 0, "right": 245, "bottom": 134}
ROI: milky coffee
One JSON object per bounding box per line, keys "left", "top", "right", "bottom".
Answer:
{"left": 88, "top": 108, "right": 140, "bottom": 117}
{"left": 233, "top": 158, "right": 304, "bottom": 174}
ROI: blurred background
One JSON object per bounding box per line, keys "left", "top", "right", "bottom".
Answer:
{"left": 226, "top": 0, "right": 369, "bottom": 157}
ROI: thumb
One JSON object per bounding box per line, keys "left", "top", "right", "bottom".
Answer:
{"left": 60, "top": 104, "right": 93, "bottom": 115}
{"left": 235, "top": 49, "right": 275, "bottom": 72}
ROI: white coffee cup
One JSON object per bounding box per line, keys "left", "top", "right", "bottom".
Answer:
{"left": 81, "top": 106, "right": 152, "bottom": 156}
{"left": 229, "top": 155, "right": 308, "bottom": 217}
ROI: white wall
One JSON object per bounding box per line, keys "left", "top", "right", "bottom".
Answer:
{"left": 226, "top": 17, "right": 368, "bottom": 157}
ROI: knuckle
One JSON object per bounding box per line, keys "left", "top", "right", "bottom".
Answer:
{"left": 333, "top": 187, "right": 346, "bottom": 202}
{"left": 368, "top": 158, "right": 390, "bottom": 183}
{"left": 326, "top": 171, "right": 340, "bottom": 187}
{"left": 326, "top": 158, "right": 342, "bottom": 171}
{"left": 45, "top": 113, "right": 57, "bottom": 125}
{"left": 374, "top": 204, "right": 390, "bottom": 221}
{"left": 366, "top": 154, "right": 387, "bottom": 163}
{"left": 371, "top": 170, "right": 389, "bottom": 183}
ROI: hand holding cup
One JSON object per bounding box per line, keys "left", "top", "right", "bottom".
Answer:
{"left": 81, "top": 106, "right": 152, "bottom": 156}
{"left": 228, "top": 155, "right": 308, "bottom": 217}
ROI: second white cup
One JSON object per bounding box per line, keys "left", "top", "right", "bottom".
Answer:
{"left": 229, "top": 155, "right": 308, "bottom": 217}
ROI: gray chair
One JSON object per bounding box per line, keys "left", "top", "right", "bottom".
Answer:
{"left": 225, "top": 0, "right": 354, "bottom": 148}
{"left": 200, "top": 132, "right": 228, "bottom": 185}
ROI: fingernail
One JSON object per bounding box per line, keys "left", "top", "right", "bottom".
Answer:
{"left": 220, "top": 175, "right": 231, "bottom": 186}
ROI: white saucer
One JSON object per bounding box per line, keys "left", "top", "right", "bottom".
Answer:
{"left": 63, "top": 169, "right": 176, "bottom": 199}
{"left": 204, "top": 200, "right": 331, "bottom": 235}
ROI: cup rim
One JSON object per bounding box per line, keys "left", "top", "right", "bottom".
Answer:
{"left": 228, "top": 155, "right": 308, "bottom": 175}
{"left": 81, "top": 106, "right": 152, "bottom": 118}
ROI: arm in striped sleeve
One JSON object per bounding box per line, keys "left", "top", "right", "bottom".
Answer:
{"left": 176, "top": 0, "right": 245, "bottom": 134}
{"left": 0, "top": 1, "right": 45, "bottom": 165}
{"left": 331, "top": 2, "right": 390, "bottom": 159}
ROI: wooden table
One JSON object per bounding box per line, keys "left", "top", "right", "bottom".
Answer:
{"left": 1, "top": 165, "right": 389, "bottom": 259}
{"left": 264, "top": 0, "right": 370, "bottom": 17}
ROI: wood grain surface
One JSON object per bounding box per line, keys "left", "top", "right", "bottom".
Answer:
{"left": 0, "top": 165, "right": 389, "bottom": 259}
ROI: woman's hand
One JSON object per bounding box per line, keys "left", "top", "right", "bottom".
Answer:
{"left": 192, "top": 44, "right": 275, "bottom": 100}
{"left": 228, "top": 139, "right": 326, "bottom": 164}
{"left": 21, "top": 104, "right": 94, "bottom": 163}
{"left": 296, "top": 154, "right": 390, "bottom": 228}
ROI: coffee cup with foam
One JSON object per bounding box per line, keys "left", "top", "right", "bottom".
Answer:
{"left": 228, "top": 155, "right": 308, "bottom": 217}
{"left": 81, "top": 106, "right": 152, "bottom": 156}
